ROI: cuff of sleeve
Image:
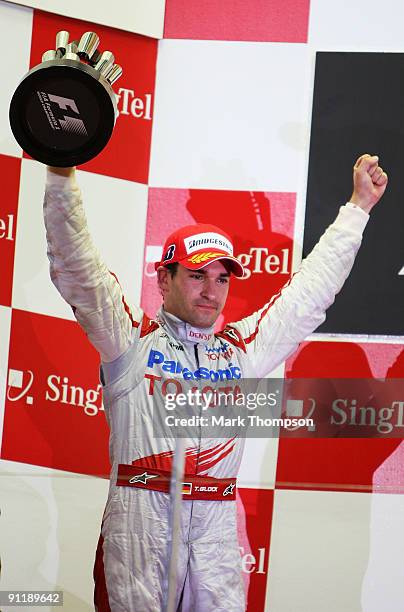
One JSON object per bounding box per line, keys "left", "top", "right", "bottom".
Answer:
{"left": 333, "top": 202, "right": 370, "bottom": 235}
{"left": 46, "top": 168, "right": 79, "bottom": 191}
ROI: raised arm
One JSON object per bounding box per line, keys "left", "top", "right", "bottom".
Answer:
{"left": 44, "top": 166, "right": 143, "bottom": 363}
{"left": 221, "top": 154, "right": 388, "bottom": 377}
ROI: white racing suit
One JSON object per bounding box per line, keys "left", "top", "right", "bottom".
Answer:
{"left": 43, "top": 171, "right": 369, "bottom": 611}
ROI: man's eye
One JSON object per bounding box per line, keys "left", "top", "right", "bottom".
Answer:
{"left": 218, "top": 278, "right": 229, "bottom": 284}
{"left": 191, "top": 273, "right": 203, "bottom": 280}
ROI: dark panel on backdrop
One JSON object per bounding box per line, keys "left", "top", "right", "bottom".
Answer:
{"left": 305, "top": 52, "right": 404, "bottom": 335}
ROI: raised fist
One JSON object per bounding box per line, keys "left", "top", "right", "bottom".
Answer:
{"left": 350, "top": 153, "right": 388, "bottom": 213}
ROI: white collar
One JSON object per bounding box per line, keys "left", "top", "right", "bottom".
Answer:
{"left": 157, "top": 307, "right": 214, "bottom": 345}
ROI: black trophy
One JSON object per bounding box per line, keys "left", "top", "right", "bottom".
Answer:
{"left": 9, "top": 30, "right": 123, "bottom": 166}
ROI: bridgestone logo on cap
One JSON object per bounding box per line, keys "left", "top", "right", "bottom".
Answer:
{"left": 184, "top": 232, "right": 233, "bottom": 255}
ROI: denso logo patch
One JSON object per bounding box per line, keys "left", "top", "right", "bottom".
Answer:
{"left": 188, "top": 329, "right": 212, "bottom": 342}
{"left": 147, "top": 349, "right": 241, "bottom": 381}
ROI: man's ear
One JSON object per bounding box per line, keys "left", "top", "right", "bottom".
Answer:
{"left": 157, "top": 267, "right": 170, "bottom": 297}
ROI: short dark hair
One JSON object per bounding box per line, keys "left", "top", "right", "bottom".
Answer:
{"left": 164, "top": 262, "right": 179, "bottom": 277}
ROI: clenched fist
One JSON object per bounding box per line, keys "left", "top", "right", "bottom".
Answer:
{"left": 350, "top": 154, "right": 388, "bottom": 213}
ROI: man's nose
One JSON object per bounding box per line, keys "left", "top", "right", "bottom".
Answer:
{"left": 200, "top": 278, "right": 217, "bottom": 300}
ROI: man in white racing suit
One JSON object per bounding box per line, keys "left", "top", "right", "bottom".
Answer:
{"left": 43, "top": 154, "right": 387, "bottom": 611}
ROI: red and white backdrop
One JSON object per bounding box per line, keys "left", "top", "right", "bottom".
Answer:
{"left": 1, "top": 1, "right": 403, "bottom": 610}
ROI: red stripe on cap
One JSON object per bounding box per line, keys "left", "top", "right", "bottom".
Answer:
{"left": 109, "top": 271, "right": 140, "bottom": 328}
{"left": 93, "top": 532, "right": 111, "bottom": 612}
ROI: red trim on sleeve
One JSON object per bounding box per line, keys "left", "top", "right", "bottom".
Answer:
{"left": 109, "top": 271, "right": 140, "bottom": 329}
{"left": 140, "top": 313, "right": 160, "bottom": 338}
{"left": 243, "top": 276, "right": 294, "bottom": 345}
{"left": 244, "top": 303, "right": 272, "bottom": 345}
{"left": 93, "top": 532, "right": 111, "bottom": 612}
{"left": 216, "top": 326, "right": 247, "bottom": 353}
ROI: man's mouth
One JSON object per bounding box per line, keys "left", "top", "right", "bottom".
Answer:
{"left": 195, "top": 304, "right": 217, "bottom": 311}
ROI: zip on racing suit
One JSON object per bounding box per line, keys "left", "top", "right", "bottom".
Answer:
{"left": 43, "top": 170, "right": 370, "bottom": 612}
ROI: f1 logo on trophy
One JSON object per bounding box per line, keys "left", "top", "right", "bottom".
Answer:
{"left": 9, "top": 30, "right": 123, "bottom": 166}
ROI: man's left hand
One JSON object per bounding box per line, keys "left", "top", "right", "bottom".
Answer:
{"left": 350, "top": 153, "right": 388, "bottom": 214}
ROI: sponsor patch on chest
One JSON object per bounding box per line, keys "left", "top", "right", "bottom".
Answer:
{"left": 146, "top": 349, "right": 241, "bottom": 381}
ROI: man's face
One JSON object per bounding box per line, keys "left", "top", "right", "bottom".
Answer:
{"left": 158, "top": 260, "right": 230, "bottom": 328}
